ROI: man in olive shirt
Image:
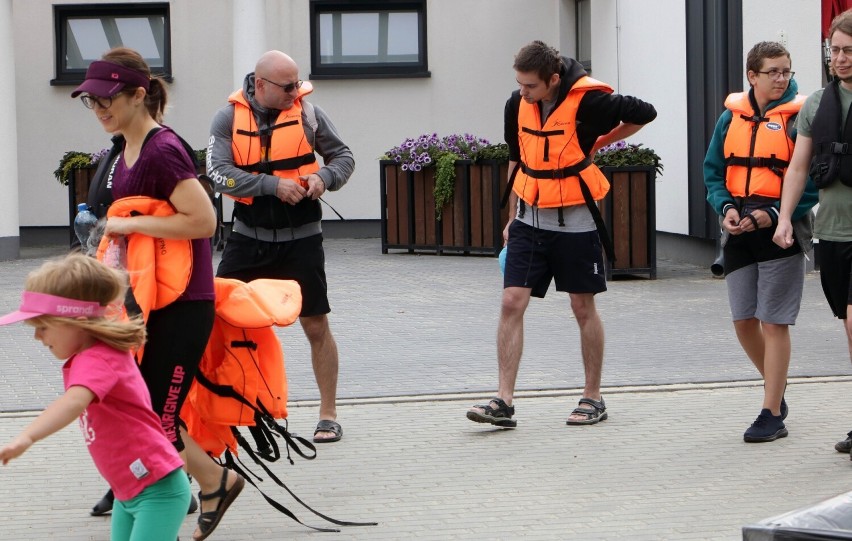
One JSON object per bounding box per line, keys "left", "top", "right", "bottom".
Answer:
{"left": 774, "top": 9, "right": 852, "bottom": 454}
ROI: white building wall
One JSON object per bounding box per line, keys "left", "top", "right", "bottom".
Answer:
{"left": 742, "top": 0, "right": 822, "bottom": 95}
{"left": 589, "top": 0, "right": 688, "bottom": 235}
{"left": 9, "top": 0, "right": 827, "bottom": 237}
{"left": 0, "top": 0, "right": 19, "bottom": 246}
{"left": 15, "top": 0, "right": 573, "bottom": 227}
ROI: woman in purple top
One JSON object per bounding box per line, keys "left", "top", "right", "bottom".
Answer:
{"left": 71, "top": 48, "right": 243, "bottom": 541}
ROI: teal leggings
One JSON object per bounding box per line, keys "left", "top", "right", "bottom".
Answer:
{"left": 111, "top": 468, "right": 191, "bottom": 541}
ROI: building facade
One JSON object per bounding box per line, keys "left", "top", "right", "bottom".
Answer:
{"left": 0, "top": 0, "right": 822, "bottom": 261}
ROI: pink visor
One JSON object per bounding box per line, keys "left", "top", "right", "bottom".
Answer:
{"left": 0, "top": 291, "right": 107, "bottom": 325}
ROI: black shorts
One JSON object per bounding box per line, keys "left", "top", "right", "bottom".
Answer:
{"left": 504, "top": 220, "right": 607, "bottom": 298}
{"left": 723, "top": 227, "right": 801, "bottom": 275}
{"left": 140, "top": 300, "right": 215, "bottom": 452}
{"left": 216, "top": 232, "right": 330, "bottom": 317}
{"left": 817, "top": 239, "right": 852, "bottom": 319}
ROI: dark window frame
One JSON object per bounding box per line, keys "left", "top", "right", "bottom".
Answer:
{"left": 685, "top": 0, "right": 742, "bottom": 239}
{"left": 309, "top": 0, "right": 430, "bottom": 80}
{"left": 576, "top": 0, "right": 591, "bottom": 71}
{"left": 52, "top": 3, "right": 172, "bottom": 86}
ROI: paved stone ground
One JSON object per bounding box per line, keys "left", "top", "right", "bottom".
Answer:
{"left": 1, "top": 238, "right": 851, "bottom": 540}
{"left": 3, "top": 381, "right": 852, "bottom": 540}
{"left": 2, "top": 239, "right": 849, "bottom": 411}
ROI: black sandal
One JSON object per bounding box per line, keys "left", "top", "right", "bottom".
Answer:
{"left": 566, "top": 397, "right": 608, "bottom": 425}
{"left": 194, "top": 469, "right": 245, "bottom": 541}
{"left": 90, "top": 488, "right": 114, "bottom": 516}
{"left": 466, "top": 397, "right": 517, "bottom": 428}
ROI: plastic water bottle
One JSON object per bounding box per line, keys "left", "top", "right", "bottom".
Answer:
{"left": 102, "top": 236, "right": 127, "bottom": 269}
{"left": 74, "top": 203, "right": 98, "bottom": 248}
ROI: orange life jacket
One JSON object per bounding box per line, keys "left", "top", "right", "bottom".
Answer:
{"left": 182, "top": 277, "right": 301, "bottom": 457}
{"left": 227, "top": 85, "right": 321, "bottom": 204}
{"left": 514, "top": 76, "right": 613, "bottom": 208}
{"left": 95, "top": 196, "right": 192, "bottom": 324}
{"left": 723, "top": 92, "right": 805, "bottom": 198}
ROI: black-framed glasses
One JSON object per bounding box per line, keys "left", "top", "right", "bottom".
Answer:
{"left": 830, "top": 45, "right": 852, "bottom": 57}
{"left": 259, "top": 77, "right": 303, "bottom": 93}
{"left": 80, "top": 94, "right": 117, "bottom": 109}
{"left": 756, "top": 69, "right": 795, "bottom": 81}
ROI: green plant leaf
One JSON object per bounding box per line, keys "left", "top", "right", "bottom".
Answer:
{"left": 593, "top": 143, "right": 664, "bottom": 175}
{"left": 433, "top": 152, "right": 460, "bottom": 220}
{"left": 53, "top": 152, "right": 94, "bottom": 186}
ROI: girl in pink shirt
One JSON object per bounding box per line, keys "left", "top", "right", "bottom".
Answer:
{"left": 0, "top": 254, "right": 190, "bottom": 541}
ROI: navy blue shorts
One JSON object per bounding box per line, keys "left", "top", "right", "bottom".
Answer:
{"left": 216, "top": 232, "right": 330, "bottom": 317}
{"left": 504, "top": 220, "right": 607, "bottom": 298}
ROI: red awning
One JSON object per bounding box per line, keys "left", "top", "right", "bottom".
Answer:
{"left": 824, "top": 0, "right": 852, "bottom": 39}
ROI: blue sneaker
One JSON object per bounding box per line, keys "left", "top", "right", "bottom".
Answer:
{"left": 780, "top": 396, "right": 788, "bottom": 421}
{"left": 744, "top": 409, "right": 788, "bottom": 443}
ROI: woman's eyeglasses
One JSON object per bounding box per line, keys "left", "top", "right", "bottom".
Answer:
{"left": 80, "top": 94, "right": 117, "bottom": 110}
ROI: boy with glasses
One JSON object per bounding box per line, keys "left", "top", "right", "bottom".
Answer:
{"left": 705, "top": 40, "right": 817, "bottom": 443}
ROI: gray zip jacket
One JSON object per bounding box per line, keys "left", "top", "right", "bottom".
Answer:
{"left": 206, "top": 73, "right": 354, "bottom": 234}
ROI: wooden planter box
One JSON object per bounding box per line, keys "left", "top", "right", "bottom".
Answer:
{"left": 599, "top": 165, "right": 657, "bottom": 279}
{"left": 380, "top": 159, "right": 509, "bottom": 255}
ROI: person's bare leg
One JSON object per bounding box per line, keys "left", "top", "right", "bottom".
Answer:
{"left": 183, "top": 428, "right": 242, "bottom": 540}
{"left": 468, "top": 286, "right": 531, "bottom": 415}
{"left": 734, "top": 318, "right": 765, "bottom": 376}
{"left": 566, "top": 293, "right": 605, "bottom": 423}
{"left": 761, "top": 322, "right": 790, "bottom": 416}
{"left": 844, "top": 309, "right": 852, "bottom": 363}
{"left": 301, "top": 314, "right": 339, "bottom": 440}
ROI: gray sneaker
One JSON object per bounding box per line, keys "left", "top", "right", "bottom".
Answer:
{"left": 836, "top": 431, "right": 852, "bottom": 453}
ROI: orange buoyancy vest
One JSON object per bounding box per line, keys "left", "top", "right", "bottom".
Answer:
{"left": 722, "top": 92, "right": 805, "bottom": 199}
{"left": 514, "top": 76, "right": 614, "bottom": 208}
{"left": 96, "top": 196, "right": 192, "bottom": 323}
{"left": 182, "top": 277, "right": 302, "bottom": 457}
{"left": 227, "top": 85, "right": 321, "bottom": 204}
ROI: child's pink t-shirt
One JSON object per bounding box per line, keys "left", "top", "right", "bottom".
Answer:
{"left": 62, "top": 342, "right": 184, "bottom": 501}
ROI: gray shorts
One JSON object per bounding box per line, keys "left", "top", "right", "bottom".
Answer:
{"left": 725, "top": 253, "right": 805, "bottom": 324}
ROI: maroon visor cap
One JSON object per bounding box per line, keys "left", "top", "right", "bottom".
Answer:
{"left": 71, "top": 60, "right": 150, "bottom": 98}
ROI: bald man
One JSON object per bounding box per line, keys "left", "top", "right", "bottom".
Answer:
{"left": 208, "top": 50, "right": 354, "bottom": 444}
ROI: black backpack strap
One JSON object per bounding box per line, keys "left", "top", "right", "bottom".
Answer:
{"left": 500, "top": 161, "right": 520, "bottom": 209}
{"left": 577, "top": 176, "right": 616, "bottom": 262}
{"left": 223, "top": 445, "right": 340, "bottom": 533}
{"left": 225, "top": 430, "right": 378, "bottom": 530}
{"left": 86, "top": 135, "right": 124, "bottom": 219}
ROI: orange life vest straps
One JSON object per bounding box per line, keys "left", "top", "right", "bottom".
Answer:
{"left": 519, "top": 155, "right": 593, "bottom": 179}
{"left": 234, "top": 116, "right": 317, "bottom": 175}
{"left": 521, "top": 126, "right": 567, "bottom": 162}
{"left": 724, "top": 154, "right": 789, "bottom": 177}
{"left": 724, "top": 108, "right": 789, "bottom": 176}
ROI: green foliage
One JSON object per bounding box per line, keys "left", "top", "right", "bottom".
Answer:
{"left": 53, "top": 152, "right": 95, "bottom": 186}
{"left": 56, "top": 146, "right": 207, "bottom": 186}
{"left": 472, "top": 143, "right": 509, "bottom": 163}
{"left": 383, "top": 133, "right": 505, "bottom": 220}
{"left": 432, "top": 144, "right": 508, "bottom": 220}
{"left": 433, "top": 152, "right": 460, "bottom": 219}
{"left": 593, "top": 142, "right": 663, "bottom": 175}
